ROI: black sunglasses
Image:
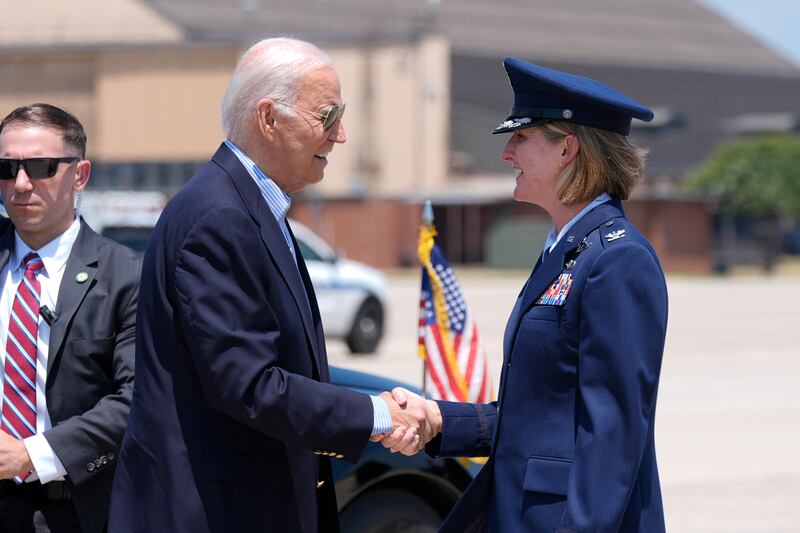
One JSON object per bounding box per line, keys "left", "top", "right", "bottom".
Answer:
{"left": 0, "top": 158, "right": 80, "bottom": 180}
{"left": 275, "top": 101, "right": 346, "bottom": 130}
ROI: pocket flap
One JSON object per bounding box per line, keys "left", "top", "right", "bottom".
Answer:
{"left": 525, "top": 305, "right": 561, "bottom": 322}
{"left": 523, "top": 456, "right": 571, "bottom": 495}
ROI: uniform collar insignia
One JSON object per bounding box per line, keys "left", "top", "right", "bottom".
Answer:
{"left": 605, "top": 229, "right": 626, "bottom": 242}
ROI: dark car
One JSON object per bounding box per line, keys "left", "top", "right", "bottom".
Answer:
{"left": 330, "top": 367, "right": 479, "bottom": 532}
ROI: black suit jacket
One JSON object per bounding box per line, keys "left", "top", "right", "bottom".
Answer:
{"left": 0, "top": 218, "right": 140, "bottom": 533}
{"left": 109, "top": 143, "right": 374, "bottom": 533}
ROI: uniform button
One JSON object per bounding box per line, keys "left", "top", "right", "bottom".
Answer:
{"left": 335, "top": 454, "right": 344, "bottom": 459}
{"left": 605, "top": 220, "right": 615, "bottom": 227}
{"left": 108, "top": 452, "right": 115, "bottom": 461}
{"left": 314, "top": 450, "right": 322, "bottom": 455}
{"left": 94, "top": 459, "right": 103, "bottom": 468}
{"left": 316, "top": 481, "right": 325, "bottom": 489}
{"left": 100, "top": 456, "right": 109, "bottom": 465}
{"left": 87, "top": 463, "right": 95, "bottom": 472}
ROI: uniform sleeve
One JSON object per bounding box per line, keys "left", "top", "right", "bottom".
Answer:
{"left": 426, "top": 400, "right": 498, "bottom": 458}
{"left": 560, "top": 243, "right": 668, "bottom": 532}
{"left": 174, "top": 206, "right": 373, "bottom": 462}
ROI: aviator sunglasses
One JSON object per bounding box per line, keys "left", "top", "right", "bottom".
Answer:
{"left": 0, "top": 157, "right": 80, "bottom": 180}
{"left": 274, "top": 101, "right": 346, "bottom": 130}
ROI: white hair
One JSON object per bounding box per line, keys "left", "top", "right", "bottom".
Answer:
{"left": 221, "top": 37, "right": 334, "bottom": 144}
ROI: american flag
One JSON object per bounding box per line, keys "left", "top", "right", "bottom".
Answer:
{"left": 418, "top": 233, "right": 491, "bottom": 403}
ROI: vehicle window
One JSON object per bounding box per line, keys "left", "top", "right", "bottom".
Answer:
{"left": 102, "top": 227, "right": 154, "bottom": 253}
{"left": 296, "top": 238, "right": 323, "bottom": 262}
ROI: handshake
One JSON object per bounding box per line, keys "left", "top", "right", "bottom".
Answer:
{"left": 371, "top": 388, "right": 442, "bottom": 456}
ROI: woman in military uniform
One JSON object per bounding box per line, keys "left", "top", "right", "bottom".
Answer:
{"left": 383, "top": 57, "right": 669, "bottom": 533}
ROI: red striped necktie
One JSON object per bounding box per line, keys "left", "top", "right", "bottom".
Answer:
{"left": 1, "top": 252, "right": 44, "bottom": 483}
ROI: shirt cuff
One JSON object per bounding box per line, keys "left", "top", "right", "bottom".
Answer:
{"left": 370, "top": 395, "right": 393, "bottom": 436}
{"left": 23, "top": 434, "right": 67, "bottom": 484}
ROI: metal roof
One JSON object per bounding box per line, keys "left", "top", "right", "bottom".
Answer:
{"left": 5, "top": 0, "right": 798, "bottom": 76}
{"left": 142, "top": 0, "right": 799, "bottom": 76}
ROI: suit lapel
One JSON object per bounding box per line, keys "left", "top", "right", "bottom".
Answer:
{"left": 49, "top": 221, "right": 98, "bottom": 371}
{"left": 212, "top": 144, "right": 322, "bottom": 375}
{"left": 502, "top": 252, "right": 542, "bottom": 358}
{"left": 288, "top": 224, "right": 330, "bottom": 382}
{"left": 505, "top": 200, "right": 625, "bottom": 355}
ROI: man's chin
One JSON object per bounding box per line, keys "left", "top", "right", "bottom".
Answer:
{"left": 7, "top": 212, "right": 39, "bottom": 227}
{"left": 305, "top": 171, "right": 325, "bottom": 187}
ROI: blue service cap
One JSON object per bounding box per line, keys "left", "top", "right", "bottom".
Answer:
{"left": 492, "top": 57, "right": 654, "bottom": 136}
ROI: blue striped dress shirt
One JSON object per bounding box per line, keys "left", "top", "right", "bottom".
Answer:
{"left": 225, "top": 141, "right": 392, "bottom": 436}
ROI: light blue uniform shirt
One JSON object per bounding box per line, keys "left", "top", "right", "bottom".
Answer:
{"left": 543, "top": 193, "right": 611, "bottom": 255}
{"left": 225, "top": 141, "right": 392, "bottom": 436}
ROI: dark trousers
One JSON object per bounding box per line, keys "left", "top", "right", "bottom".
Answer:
{"left": 0, "top": 480, "right": 83, "bottom": 533}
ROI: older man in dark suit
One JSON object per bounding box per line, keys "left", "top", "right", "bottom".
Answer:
{"left": 108, "top": 38, "right": 426, "bottom": 533}
{"left": 0, "top": 103, "right": 139, "bottom": 533}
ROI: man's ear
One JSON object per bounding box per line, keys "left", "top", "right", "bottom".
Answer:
{"left": 73, "top": 159, "right": 90, "bottom": 192}
{"left": 255, "top": 99, "right": 277, "bottom": 138}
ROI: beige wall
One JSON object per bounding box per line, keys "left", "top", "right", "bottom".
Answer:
{"left": 0, "top": 37, "right": 449, "bottom": 197}
{"left": 0, "top": 52, "right": 96, "bottom": 148}
{"left": 319, "top": 35, "right": 450, "bottom": 197}
{"left": 94, "top": 48, "right": 237, "bottom": 161}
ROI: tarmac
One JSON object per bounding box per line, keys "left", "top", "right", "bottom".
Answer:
{"left": 327, "top": 271, "right": 800, "bottom": 532}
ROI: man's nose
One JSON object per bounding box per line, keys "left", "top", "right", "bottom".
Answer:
{"left": 14, "top": 167, "right": 33, "bottom": 193}
{"left": 329, "top": 120, "right": 346, "bottom": 144}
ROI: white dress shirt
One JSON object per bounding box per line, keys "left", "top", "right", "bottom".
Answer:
{"left": 0, "top": 217, "right": 81, "bottom": 483}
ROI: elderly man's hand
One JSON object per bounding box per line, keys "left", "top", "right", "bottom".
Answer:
{"left": 372, "top": 388, "right": 442, "bottom": 456}
{"left": 0, "top": 431, "right": 33, "bottom": 480}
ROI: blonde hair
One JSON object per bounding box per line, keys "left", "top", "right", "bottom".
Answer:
{"left": 540, "top": 121, "right": 648, "bottom": 203}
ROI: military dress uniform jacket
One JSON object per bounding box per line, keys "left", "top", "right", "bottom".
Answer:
{"left": 108, "top": 144, "right": 374, "bottom": 533}
{"left": 0, "top": 219, "right": 140, "bottom": 533}
{"left": 427, "top": 199, "right": 668, "bottom": 533}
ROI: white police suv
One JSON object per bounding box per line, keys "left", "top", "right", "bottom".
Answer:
{"left": 288, "top": 219, "right": 387, "bottom": 354}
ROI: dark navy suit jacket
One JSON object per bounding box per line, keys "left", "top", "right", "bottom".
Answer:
{"left": 108, "top": 144, "right": 374, "bottom": 533}
{"left": 428, "top": 200, "right": 668, "bottom": 533}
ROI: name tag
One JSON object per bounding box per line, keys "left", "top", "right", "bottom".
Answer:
{"left": 536, "top": 273, "right": 573, "bottom": 306}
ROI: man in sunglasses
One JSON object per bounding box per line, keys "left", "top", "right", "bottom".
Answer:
{"left": 0, "top": 103, "right": 140, "bottom": 533}
{"left": 109, "top": 38, "right": 426, "bottom": 533}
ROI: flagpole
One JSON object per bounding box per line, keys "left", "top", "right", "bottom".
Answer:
{"left": 420, "top": 200, "right": 434, "bottom": 399}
